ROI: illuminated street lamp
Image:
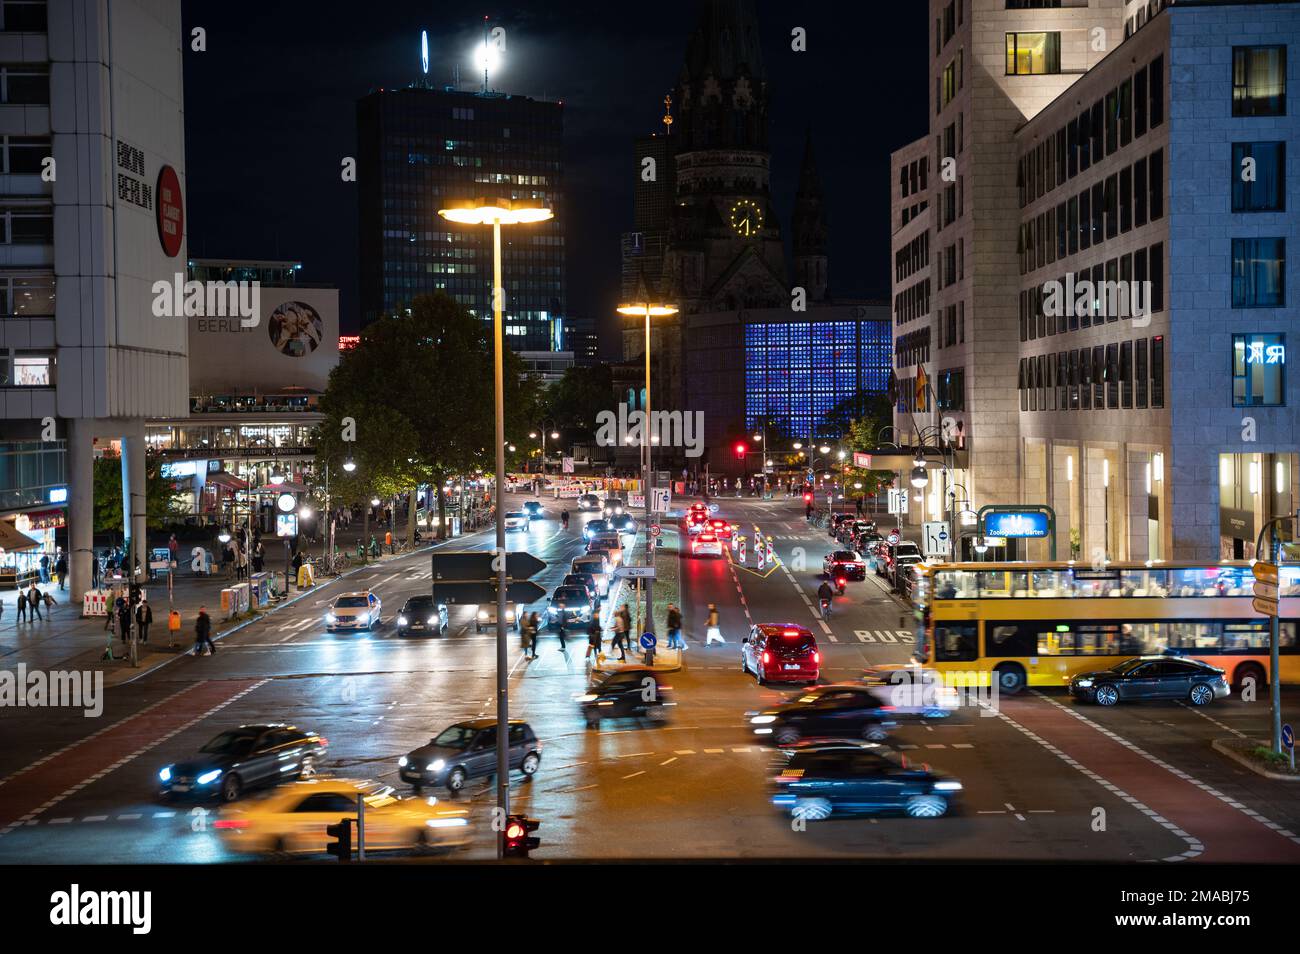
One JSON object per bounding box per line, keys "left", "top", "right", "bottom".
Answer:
{"left": 440, "top": 195, "right": 552, "bottom": 855}
{"left": 342, "top": 459, "right": 356, "bottom": 473}
{"left": 617, "top": 300, "right": 679, "bottom": 646}
{"left": 910, "top": 465, "right": 930, "bottom": 489}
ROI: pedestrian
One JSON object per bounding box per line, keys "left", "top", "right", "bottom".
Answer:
{"left": 610, "top": 608, "right": 628, "bottom": 662}
{"left": 666, "top": 603, "right": 683, "bottom": 650}
{"left": 39, "top": 553, "right": 50, "bottom": 583}
{"left": 520, "top": 612, "right": 535, "bottom": 659}
{"left": 116, "top": 597, "right": 131, "bottom": 643}
{"left": 252, "top": 541, "right": 264, "bottom": 574}
{"left": 168, "top": 533, "right": 179, "bottom": 566}
{"left": 16, "top": 589, "right": 27, "bottom": 623}
{"left": 135, "top": 597, "right": 153, "bottom": 645}
{"left": 91, "top": 552, "right": 101, "bottom": 590}
{"left": 28, "top": 583, "right": 43, "bottom": 621}
{"left": 555, "top": 613, "right": 568, "bottom": 652}
{"left": 55, "top": 551, "right": 67, "bottom": 590}
{"left": 585, "top": 615, "right": 603, "bottom": 663}
{"left": 239, "top": 544, "right": 250, "bottom": 580}
{"left": 855, "top": 496, "right": 864, "bottom": 516}
{"left": 193, "top": 605, "right": 215, "bottom": 655}
{"left": 42, "top": 590, "right": 56, "bottom": 612}
{"left": 705, "top": 603, "right": 724, "bottom": 645}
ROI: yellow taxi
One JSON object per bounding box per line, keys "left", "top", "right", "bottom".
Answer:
{"left": 213, "top": 778, "right": 471, "bottom": 855}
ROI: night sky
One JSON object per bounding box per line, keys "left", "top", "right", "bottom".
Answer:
{"left": 182, "top": 1, "right": 928, "bottom": 353}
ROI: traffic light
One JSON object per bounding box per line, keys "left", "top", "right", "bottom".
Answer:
{"left": 503, "top": 813, "right": 540, "bottom": 858}
{"left": 803, "top": 492, "right": 813, "bottom": 503}
{"left": 326, "top": 818, "right": 353, "bottom": 862}
{"left": 734, "top": 442, "right": 747, "bottom": 459}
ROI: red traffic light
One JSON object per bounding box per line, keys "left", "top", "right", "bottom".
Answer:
{"left": 803, "top": 492, "right": 813, "bottom": 503}
{"left": 734, "top": 442, "right": 747, "bottom": 458}
{"left": 505, "top": 821, "right": 525, "bottom": 840}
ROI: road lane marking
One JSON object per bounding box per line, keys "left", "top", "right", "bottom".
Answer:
{"left": 659, "top": 757, "right": 678, "bottom": 766}
{"left": 621, "top": 771, "right": 646, "bottom": 780}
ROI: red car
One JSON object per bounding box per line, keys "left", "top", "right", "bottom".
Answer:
{"left": 708, "top": 518, "right": 733, "bottom": 540}
{"left": 823, "top": 550, "right": 867, "bottom": 581}
{"left": 686, "top": 506, "right": 710, "bottom": 535}
{"left": 741, "top": 624, "right": 821, "bottom": 685}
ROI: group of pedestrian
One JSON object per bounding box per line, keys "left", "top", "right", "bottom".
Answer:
{"left": 4, "top": 581, "right": 56, "bottom": 624}
{"left": 104, "top": 588, "right": 153, "bottom": 647}
{"left": 519, "top": 610, "right": 543, "bottom": 660}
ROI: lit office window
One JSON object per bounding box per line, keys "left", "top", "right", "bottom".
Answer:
{"left": 1233, "top": 46, "right": 1286, "bottom": 117}
{"left": 1232, "top": 333, "right": 1286, "bottom": 406}
{"left": 1231, "top": 142, "right": 1285, "bottom": 212}
{"left": 1005, "top": 33, "right": 1060, "bottom": 76}
{"left": 1232, "top": 238, "right": 1285, "bottom": 307}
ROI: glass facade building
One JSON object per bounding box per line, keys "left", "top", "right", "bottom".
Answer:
{"left": 357, "top": 87, "right": 566, "bottom": 352}
{"left": 743, "top": 318, "right": 892, "bottom": 439}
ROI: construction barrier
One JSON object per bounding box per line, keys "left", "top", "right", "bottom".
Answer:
{"left": 82, "top": 589, "right": 111, "bottom": 617}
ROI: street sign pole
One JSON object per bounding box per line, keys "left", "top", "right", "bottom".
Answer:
{"left": 492, "top": 218, "right": 509, "bottom": 858}
{"left": 1271, "top": 529, "right": 1282, "bottom": 755}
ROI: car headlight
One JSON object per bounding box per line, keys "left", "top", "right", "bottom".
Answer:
{"left": 159, "top": 766, "right": 172, "bottom": 783}
{"left": 427, "top": 759, "right": 445, "bottom": 772}
{"left": 196, "top": 769, "right": 222, "bottom": 785}
{"left": 425, "top": 817, "right": 468, "bottom": 828}
{"left": 1075, "top": 678, "right": 1093, "bottom": 688}
{"left": 399, "top": 755, "right": 408, "bottom": 767}
{"left": 750, "top": 714, "right": 777, "bottom": 724}
{"left": 575, "top": 694, "right": 598, "bottom": 703}
{"left": 397, "top": 615, "right": 409, "bottom": 626}
{"left": 427, "top": 616, "right": 438, "bottom": 626}
{"left": 477, "top": 609, "right": 488, "bottom": 620}
{"left": 325, "top": 613, "right": 336, "bottom": 624}
{"left": 933, "top": 780, "right": 962, "bottom": 792}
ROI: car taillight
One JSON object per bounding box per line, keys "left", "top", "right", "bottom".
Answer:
{"left": 762, "top": 651, "right": 771, "bottom": 664}
{"left": 318, "top": 737, "right": 329, "bottom": 747}
{"left": 213, "top": 819, "right": 248, "bottom": 830}
{"left": 836, "top": 578, "right": 846, "bottom": 587}
{"left": 812, "top": 651, "right": 820, "bottom": 664}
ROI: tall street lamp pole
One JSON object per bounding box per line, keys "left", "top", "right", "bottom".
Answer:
{"left": 618, "top": 301, "right": 678, "bottom": 641}
{"left": 441, "top": 197, "right": 552, "bottom": 858}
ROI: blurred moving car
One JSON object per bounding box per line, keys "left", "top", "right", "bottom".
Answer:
{"left": 823, "top": 550, "right": 867, "bottom": 581}
{"left": 326, "top": 591, "right": 381, "bottom": 631}
{"left": 572, "top": 554, "right": 610, "bottom": 597}
{"left": 1069, "top": 656, "right": 1229, "bottom": 706}
{"left": 749, "top": 684, "right": 904, "bottom": 744}
{"left": 398, "top": 720, "right": 541, "bottom": 793}
{"left": 771, "top": 740, "right": 961, "bottom": 820}
{"left": 523, "top": 500, "right": 545, "bottom": 520}
{"left": 474, "top": 601, "right": 518, "bottom": 633}
{"left": 563, "top": 573, "right": 600, "bottom": 604}
{"left": 587, "top": 534, "right": 623, "bottom": 565}
{"left": 602, "top": 497, "right": 627, "bottom": 517}
{"left": 686, "top": 504, "right": 710, "bottom": 535}
{"left": 504, "top": 511, "right": 529, "bottom": 532}
{"left": 578, "top": 493, "right": 602, "bottom": 512}
{"left": 214, "top": 779, "right": 470, "bottom": 854}
{"left": 159, "top": 724, "right": 328, "bottom": 803}
{"left": 576, "top": 669, "right": 674, "bottom": 728}
{"left": 691, "top": 531, "right": 723, "bottom": 557}
{"left": 396, "top": 595, "right": 449, "bottom": 636}
{"left": 741, "top": 624, "right": 820, "bottom": 685}
{"left": 609, "top": 513, "right": 638, "bottom": 534}
{"left": 583, "top": 518, "right": 612, "bottom": 541}
{"left": 708, "top": 518, "right": 733, "bottom": 540}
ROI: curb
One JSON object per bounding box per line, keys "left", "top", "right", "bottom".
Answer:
{"left": 1211, "top": 737, "right": 1300, "bottom": 781}
{"left": 107, "top": 540, "right": 446, "bottom": 687}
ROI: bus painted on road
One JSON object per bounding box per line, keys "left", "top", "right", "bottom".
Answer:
{"left": 910, "top": 561, "right": 1299, "bottom": 693}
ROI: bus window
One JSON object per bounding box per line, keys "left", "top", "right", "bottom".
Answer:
{"left": 987, "top": 624, "right": 1036, "bottom": 657}
{"left": 1165, "top": 620, "right": 1221, "bottom": 650}
{"left": 976, "top": 571, "right": 1011, "bottom": 597}
{"left": 933, "top": 624, "right": 978, "bottom": 662}
{"left": 1170, "top": 567, "right": 1225, "bottom": 596}
{"left": 1119, "top": 569, "right": 1166, "bottom": 596}
{"left": 1284, "top": 623, "right": 1297, "bottom": 649}
{"left": 1221, "top": 621, "right": 1270, "bottom": 652}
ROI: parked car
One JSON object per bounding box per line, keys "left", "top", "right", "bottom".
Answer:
{"left": 396, "top": 595, "right": 449, "bottom": 636}
{"left": 159, "top": 724, "right": 328, "bottom": 803}
{"left": 1069, "top": 656, "right": 1230, "bottom": 706}
{"left": 398, "top": 719, "right": 541, "bottom": 793}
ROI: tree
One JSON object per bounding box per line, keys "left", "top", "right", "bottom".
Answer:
{"left": 837, "top": 395, "right": 897, "bottom": 501}
{"left": 93, "top": 455, "right": 187, "bottom": 534}
{"left": 316, "top": 293, "right": 542, "bottom": 541}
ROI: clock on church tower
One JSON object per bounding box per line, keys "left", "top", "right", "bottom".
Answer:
{"left": 728, "top": 198, "right": 764, "bottom": 238}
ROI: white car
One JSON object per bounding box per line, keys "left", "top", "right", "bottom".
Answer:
{"left": 504, "top": 511, "right": 529, "bottom": 532}
{"left": 326, "top": 591, "right": 381, "bottom": 631}
{"left": 691, "top": 533, "right": 723, "bottom": 558}
{"left": 475, "top": 602, "right": 519, "bottom": 633}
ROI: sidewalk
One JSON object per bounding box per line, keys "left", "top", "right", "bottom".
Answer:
{"left": 593, "top": 523, "right": 684, "bottom": 674}
{"left": 0, "top": 530, "right": 438, "bottom": 688}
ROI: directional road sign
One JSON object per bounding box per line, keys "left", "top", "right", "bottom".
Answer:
{"left": 1253, "top": 561, "right": 1279, "bottom": 585}
{"left": 639, "top": 632, "right": 656, "bottom": 650}
{"left": 431, "top": 550, "right": 546, "bottom": 581}
{"left": 429, "top": 580, "right": 548, "bottom": 605}
{"left": 1283, "top": 723, "right": 1294, "bottom": 750}
{"left": 1253, "top": 596, "right": 1279, "bottom": 617}
{"left": 1254, "top": 581, "right": 1279, "bottom": 602}
{"left": 615, "top": 565, "right": 656, "bottom": 580}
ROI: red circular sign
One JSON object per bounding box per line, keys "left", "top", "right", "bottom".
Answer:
{"left": 650, "top": 524, "right": 661, "bottom": 537}
{"left": 156, "top": 165, "right": 183, "bottom": 257}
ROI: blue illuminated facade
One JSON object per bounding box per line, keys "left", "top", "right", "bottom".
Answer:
{"left": 744, "top": 318, "right": 892, "bottom": 439}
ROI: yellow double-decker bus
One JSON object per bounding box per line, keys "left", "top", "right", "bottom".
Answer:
{"left": 910, "top": 561, "right": 1300, "bottom": 694}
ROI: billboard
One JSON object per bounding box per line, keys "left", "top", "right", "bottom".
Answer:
{"left": 188, "top": 287, "right": 340, "bottom": 395}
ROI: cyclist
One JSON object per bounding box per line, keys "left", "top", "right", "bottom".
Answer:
{"left": 817, "top": 579, "right": 835, "bottom": 617}
{"left": 560, "top": 510, "right": 570, "bottom": 531}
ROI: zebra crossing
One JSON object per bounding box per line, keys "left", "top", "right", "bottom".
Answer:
{"left": 854, "top": 629, "right": 916, "bottom": 644}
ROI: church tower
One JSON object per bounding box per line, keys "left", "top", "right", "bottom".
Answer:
{"left": 792, "top": 131, "right": 829, "bottom": 303}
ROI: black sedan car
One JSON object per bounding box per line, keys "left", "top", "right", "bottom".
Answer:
{"left": 823, "top": 550, "right": 867, "bottom": 581}
{"left": 562, "top": 573, "right": 599, "bottom": 604}
{"left": 771, "top": 740, "right": 961, "bottom": 820}
{"left": 576, "top": 669, "right": 674, "bottom": 728}
{"left": 578, "top": 493, "right": 602, "bottom": 511}
{"left": 396, "top": 595, "right": 449, "bottom": 636}
{"left": 608, "top": 512, "right": 637, "bottom": 534}
{"left": 159, "top": 724, "right": 327, "bottom": 803}
{"left": 583, "top": 518, "right": 612, "bottom": 541}
{"left": 523, "top": 500, "right": 544, "bottom": 519}
{"left": 1069, "top": 656, "right": 1230, "bottom": 706}
{"left": 547, "top": 585, "right": 595, "bottom": 628}
{"left": 398, "top": 719, "right": 541, "bottom": 793}
{"left": 748, "top": 684, "right": 903, "bottom": 744}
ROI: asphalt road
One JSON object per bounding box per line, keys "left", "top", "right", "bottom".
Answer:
{"left": 1, "top": 493, "right": 1298, "bottom": 863}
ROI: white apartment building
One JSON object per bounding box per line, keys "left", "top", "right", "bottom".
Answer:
{"left": 0, "top": 0, "right": 188, "bottom": 594}
{"left": 891, "top": 0, "right": 1300, "bottom": 563}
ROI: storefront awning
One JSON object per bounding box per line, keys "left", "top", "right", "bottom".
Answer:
{"left": 206, "top": 472, "right": 249, "bottom": 491}
{"left": 253, "top": 481, "right": 308, "bottom": 494}
{"left": 0, "top": 519, "right": 39, "bottom": 552}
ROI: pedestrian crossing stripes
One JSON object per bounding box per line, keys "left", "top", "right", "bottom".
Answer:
{"left": 854, "top": 629, "right": 916, "bottom": 644}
